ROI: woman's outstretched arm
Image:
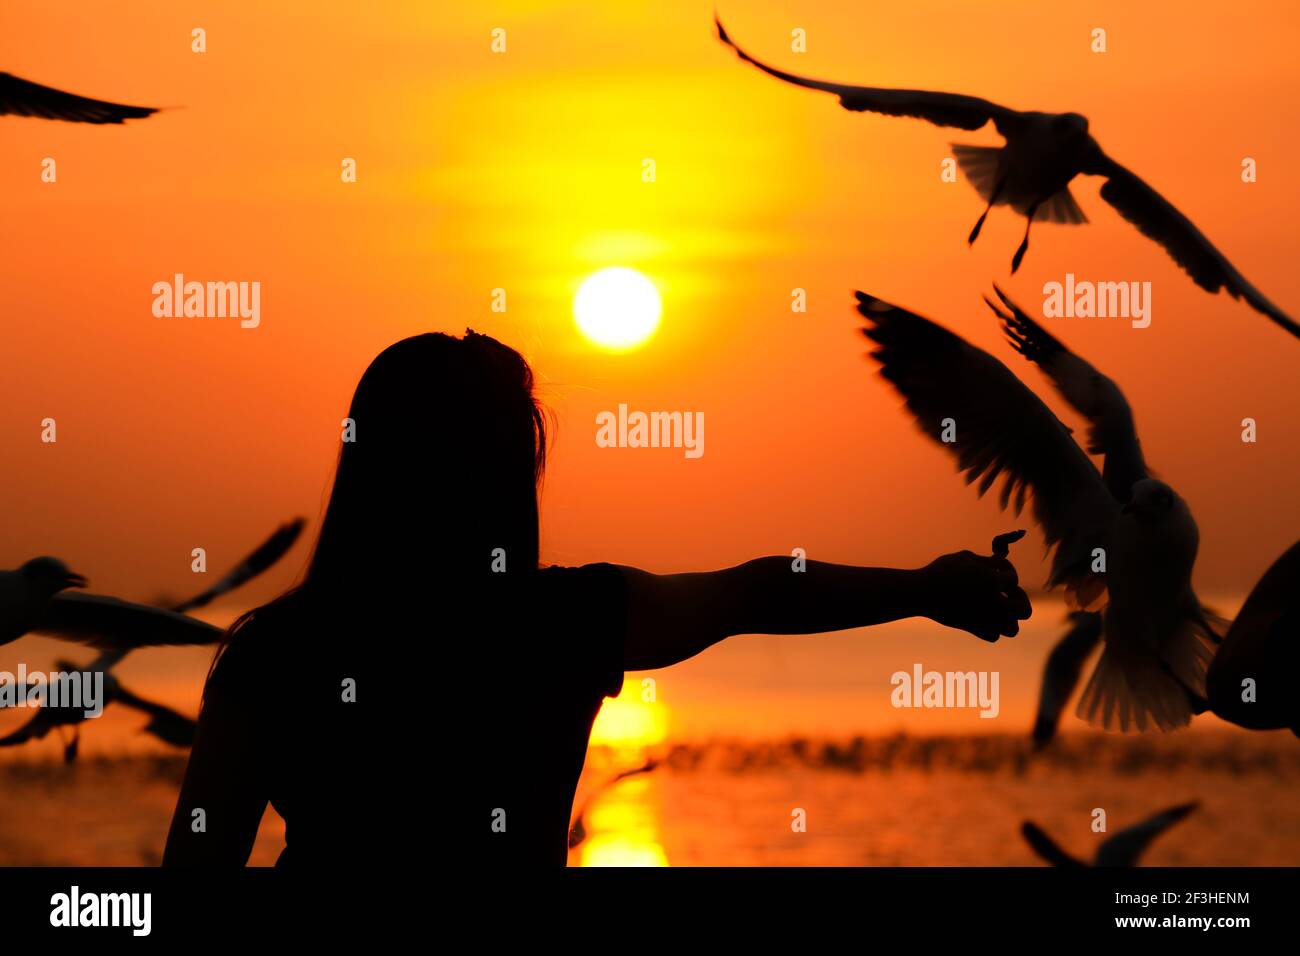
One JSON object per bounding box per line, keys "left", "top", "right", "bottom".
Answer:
{"left": 618, "top": 541, "right": 1032, "bottom": 670}
{"left": 161, "top": 692, "right": 268, "bottom": 866}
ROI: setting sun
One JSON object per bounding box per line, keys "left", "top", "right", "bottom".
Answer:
{"left": 573, "top": 267, "right": 662, "bottom": 351}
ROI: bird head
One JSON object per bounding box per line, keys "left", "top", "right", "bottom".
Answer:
{"left": 1054, "top": 112, "right": 1090, "bottom": 138}
{"left": 20, "top": 557, "right": 88, "bottom": 595}
{"left": 1121, "top": 479, "right": 1180, "bottom": 523}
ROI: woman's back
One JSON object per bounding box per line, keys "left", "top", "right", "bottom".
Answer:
{"left": 206, "top": 564, "right": 628, "bottom": 867}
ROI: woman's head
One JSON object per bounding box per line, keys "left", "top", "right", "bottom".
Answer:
{"left": 307, "top": 331, "right": 548, "bottom": 595}
{"left": 209, "top": 330, "right": 545, "bottom": 692}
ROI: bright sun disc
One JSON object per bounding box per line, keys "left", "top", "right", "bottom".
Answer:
{"left": 574, "top": 267, "right": 661, "bottom": 350}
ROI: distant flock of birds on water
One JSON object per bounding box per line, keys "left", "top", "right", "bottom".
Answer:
{"left": 3, "top": 13, "right": 1298, "bottom": 865}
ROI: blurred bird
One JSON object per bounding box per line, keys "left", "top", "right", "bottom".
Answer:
{"left": 0, "top": 650, "right": 194, "bottom": 761}
{"left": 716, "top": 17, "right": 1299, "bottom": 339}
{"left": 858, "top": 289, "right": 1220, "bottom": 732}
{"left": 112, "top": 684, "right": 196, "bottom": 748}
{"left": 1021, "top": 802, "right": 1199, "bottom": 866}
{"left": 0, "top": 520, "right": 303, "bottom": 758}
{"left": 0, "top": 557, "right": 87, "bottom": 647}
{"left": 1206, "top": 540, "right": 1300, "bottom": 734}
{"left": 20, "top": 517, "right": 305, "bottom": 650}
{"left": 36, "top": 593, "right": 222, "bottom": 650}
{"left": 568, "top": 759, "right": 660, "bottom": 850}
{"left": 0, "top": 72, "right": 158, "bottom": 124}
{"left": 0, "top": 651, "right": 122, "bottom": 762}
{"left": 170, "top": 518, "right": 306, "bottom": 613}
{"left": 1032, "top": 611, "right": 1103, "bottom": 748}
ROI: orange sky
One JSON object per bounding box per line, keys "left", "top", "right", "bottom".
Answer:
{"left": 2, "top": 0, "right": 1297, "bottom": 621}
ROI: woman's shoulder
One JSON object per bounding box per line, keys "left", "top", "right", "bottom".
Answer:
{"left": 537, "top": 561, "right": 624, "bottom": 581}
{"left": 205, "top": 599, "right": 303, "bottom": 697}
{"left": 533, "top": 564, "right": 628, "bottom": 696}
{"left": 534, "top": 563, "right": 629, "bottom": 636}
{"left": 536, "top": 562, "right": 627, "bottom": 602}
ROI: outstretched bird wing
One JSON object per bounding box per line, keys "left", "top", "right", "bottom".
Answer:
{"left": 1207, "top": 539, "right": 1300, "bottom": 730}
{"left": 857, "top": 292, "right": 1118, "bottom": 603}
{"left": 1095, "top": 802, "right": 1198, "bottom": 867}
{"left": 716, "top": 18, "right": 1020, "bottom": 133}
{"left": 0, "top": 72, "right": 158, "bottom": 124}
{"left": 172, "top": 518, "right": 306, "bottom": 613}
{"left": 1032, "top": 611, "right": 1104, "bottom": 748}
{"left": 35, "top": 593, "right": 222, "bottom": 648}
{"left": 1020, "top": 821, "right": 1086, "bottom": 867}
{"left": 1084, "top": 153, "right": 1299, "bottom": 339}
{"left": 984, "top": 285, "right": 1149, "bottom": 501}
{"left": 113, "top": 685, "right": 197, "bottom": 747}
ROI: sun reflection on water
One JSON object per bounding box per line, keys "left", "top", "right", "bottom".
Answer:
{"left": 575, "top": 678, "right": 669, "bottom": 866}
{"left": 578, "top": 779, "right": 668, "bottom": 867}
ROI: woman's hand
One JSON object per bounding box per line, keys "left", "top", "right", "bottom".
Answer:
{"left": 916, "top": 531, "right": 1033, "bottom": 642}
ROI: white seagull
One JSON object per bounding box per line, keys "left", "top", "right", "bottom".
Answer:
{"left": 857, "top": 288, "right": 1221, "bottom": 732}
{"left": 716, "top": 17, "right": 1300, "bottom": 340}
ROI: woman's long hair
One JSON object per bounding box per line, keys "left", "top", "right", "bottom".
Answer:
{"left": 209, "top": 331, "right": 548, "bottom": 687}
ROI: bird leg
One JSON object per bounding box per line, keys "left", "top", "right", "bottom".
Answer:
{"left": 967, "top": 179, "right": 1006, "bottom": 245}
{"left": 1011, "top": 200, "right": 1041, "bottom": 273}
{"left": 59, "top": 726, "right": 80, "bottom": 764}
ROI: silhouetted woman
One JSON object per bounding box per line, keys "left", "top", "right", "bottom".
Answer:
{"left": 162, "top": 331, "right": 1030, "bottom": 867}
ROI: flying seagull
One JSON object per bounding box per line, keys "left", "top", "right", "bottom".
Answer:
{"left": 716, "top": 17, "right": 1300, "bottom": 339}
{"left": 0, "top": 650, "right": 195, "bottom": 761}
{"left": 1031, "top": 610, "right": 1103, "bottom": 748}
{"left": 1206, "top": 539, "right": 1300, "bottom": 734}
{"left": 1021, "top": 802, "right": 1198, "bottom": 866}
{"left": 0, "top": 72, "right": 158, "bottom": 124}
{"left": 8, "top": 518, "right": 305, "bottom": 650}
{"left": 0, "top": 558, "right": 87, "bottom": 647}
{"left": 857, "top": 288, "right": 1221, "bottom": 732}
{"left": 0, "top": 650, "right": 124, "bottom": 762}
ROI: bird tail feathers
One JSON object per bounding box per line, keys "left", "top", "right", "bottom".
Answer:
{"left": 1031, "top": 187, "right": 1088, "bottom": 224}
{"left": 1076, "top": 616, "right": 1217, "bottom": 732}
{"left": 1195, "top": 604, "right": 1229, "bottom": 644}
{"left": 951, "top": 143, "right": 1003, "bottom": 202}
{"left": 952, "top": 143, "right": 1088, "bottom": 224}
{"left": 1163, "top": 612, "right": 1220, "bottom": 697}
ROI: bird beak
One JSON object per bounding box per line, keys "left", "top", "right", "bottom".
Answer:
{"left": 63, "top": 571, "right": 88, "bottom": 588}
